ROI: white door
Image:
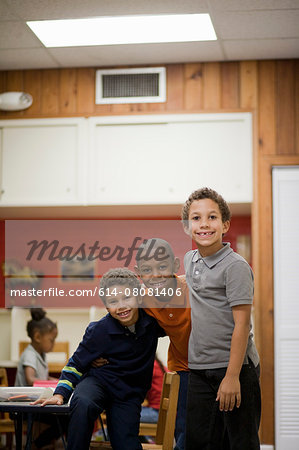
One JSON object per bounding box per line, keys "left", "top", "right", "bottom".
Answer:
{"left": 273, "top": 166, "right": 299, "bottom": 450}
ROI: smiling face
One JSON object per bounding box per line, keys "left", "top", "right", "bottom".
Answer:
{"left": 135, "top": 244, "right": 180, "bottom": 301}
{"left": 187, "top": 198, "right": 230, "bottom": 257}
{"left": 105, "top": 284, "right": 139, "bottom": 327}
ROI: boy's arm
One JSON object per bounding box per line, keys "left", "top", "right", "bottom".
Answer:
{"left": 91, "top": 357, "right": 109, "bottom": 368}
{"left": 54, "top": 356, "right": 84, "bottom": 402}
{"left": 54, "top": 322, "right": 104, "bottom": 401}
{"left": 216, "top": 304, "right": 251, "bottom": 412}
{"left": 153, "top": 317, "right": 167, "bottom": 338}
{"left": 31, "top": 393, "right": 64, "bottom": 407}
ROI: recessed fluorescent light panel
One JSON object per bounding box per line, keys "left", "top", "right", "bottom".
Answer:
{"left": 27, "top": 14, "right": 217, "bottom": 47}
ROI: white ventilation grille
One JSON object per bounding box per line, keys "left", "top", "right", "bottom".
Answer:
{"left": 95, "top": 67, "right": 166, "bottom": 104}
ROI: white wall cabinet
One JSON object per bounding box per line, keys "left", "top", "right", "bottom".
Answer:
{"left": 0, "top": 118, "right": 87, "bottom": 206}
{"left": 0, "top": 113, "right": 252, "bottom": 207}
{"left": 88, "top": 113, "right": 252, "bottom": 205}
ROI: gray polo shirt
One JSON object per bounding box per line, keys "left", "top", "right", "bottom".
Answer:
{"left": 15, "top": 344, "right": 48, "bottom": 386}
{"left": 184, "top": 243, "right": 259, "bottom": 370}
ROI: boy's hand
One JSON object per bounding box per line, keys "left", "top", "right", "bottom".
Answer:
{"left": 31, "top": 394, "right": 64, "bottom": 407}
{"left": 216, "top": 375, "right": 241, "bottom": 412}
{"left": 91, "top": 357, "right": 109, "bottom": 368}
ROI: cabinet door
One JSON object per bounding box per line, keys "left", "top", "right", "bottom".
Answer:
{"left": 88, "top": 113, "right": 252, "bottom": 205}
{"left": 0, "top": 118, "right": 86, "bottom": 206}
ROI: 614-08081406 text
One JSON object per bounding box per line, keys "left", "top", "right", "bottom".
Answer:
{"left": 98, "top": 287, "right": 182, "bottom": 297}
{"left": 9, "top": 286, "right": 183, "bottom": 299}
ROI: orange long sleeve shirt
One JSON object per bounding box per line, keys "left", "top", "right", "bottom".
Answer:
{"left": 143, "top": 276, "right": 191, "bottom": 371}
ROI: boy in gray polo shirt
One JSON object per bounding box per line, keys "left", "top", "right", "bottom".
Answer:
{"left": 182, "top": 187, "right": 261, "bottom": 450}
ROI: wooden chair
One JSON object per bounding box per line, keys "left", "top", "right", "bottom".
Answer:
{"left": 0, "top": 367, "right": 15, "bottom": 448}
{"left": 139, "top": 422, "right": 157, "bottom": 437}
{"left": 90, "top": 371, "right": 180, "bottom": 450}
{"left": 139, "top": 398, "right": 157, "bottom": 437}
{"left": 19, "top": 341, "right": 69, "bottom": 373}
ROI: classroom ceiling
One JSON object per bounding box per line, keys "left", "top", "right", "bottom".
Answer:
{"left": 0, "top": 0, "right": 299, "bottom": 70}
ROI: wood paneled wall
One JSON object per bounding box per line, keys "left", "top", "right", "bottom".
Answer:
{"left": 1, "top": 60, "right": 299, "bottom": 444}
{"left": 0, "top": 62, "right": 273, "bottom": 117}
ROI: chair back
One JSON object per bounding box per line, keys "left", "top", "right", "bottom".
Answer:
{"left": 154, "top": 371, "right": 180, "bottom": 449}
{"left": 90, "top": 371, "right": 180, "bottom": 450}
{"left": 19, "top": 341, "right": 69, "bottom": 373}
{"left": 0, "top": 367, "right": 8, "bottom": 387}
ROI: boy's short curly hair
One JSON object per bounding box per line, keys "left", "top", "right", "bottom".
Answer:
{"left": 99, "top": 267, "right": 141, "bottom": 304}
{"left": 181, "top": 187, "right": 231, "bottom": 226}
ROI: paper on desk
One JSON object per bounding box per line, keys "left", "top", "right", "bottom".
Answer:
{"left": 0, "top": 386, "right": 54, "bottom": 402}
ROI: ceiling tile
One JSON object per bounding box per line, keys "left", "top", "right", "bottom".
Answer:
{"left": 47, "top": 41, "right": 224, "bottom": 68}
{"left": 213, "top": 10, "right": 299, "bottom": 39}
{"left": 7, "top": 0, "right": 209, "bottom": 20}
{"left": 0, "top": 1, "right": 298, "bottom": 70}
{"left": 0, "top": 21, "right": 43, "bottom": 49}
{"left": 0, "top": 48, "right": 59, "bottom": 70}
{"left": 0, "top": 1, "right": 19, "bottom": 20}
{"left": 210, "top": 0, "right": 299, "bottom": 11}
{"left": 223, "top": 38, "right": 299, "bottom": 60}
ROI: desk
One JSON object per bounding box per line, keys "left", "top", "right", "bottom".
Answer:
{"left": 0, "top": 402, "right": 69, "bottom": 450}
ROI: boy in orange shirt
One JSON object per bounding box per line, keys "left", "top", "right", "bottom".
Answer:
{"left": 135, "top": 238, "right": 190, "bottom": 450}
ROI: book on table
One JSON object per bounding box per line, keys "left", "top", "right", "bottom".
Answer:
{"left": 0, "top": 386, "right": 54, "bottom": 402}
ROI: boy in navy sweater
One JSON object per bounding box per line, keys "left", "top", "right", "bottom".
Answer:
{"left": 36, "top": 268, "right": 165, "bottom": 450}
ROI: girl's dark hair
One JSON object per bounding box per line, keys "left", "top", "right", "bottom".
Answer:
{"left": 26, "top": 308, "right": 57, "bottom": 339}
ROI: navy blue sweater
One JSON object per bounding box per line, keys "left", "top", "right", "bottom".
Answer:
{"left": 55, "top": 309, "right": 165, "bottom": 402}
